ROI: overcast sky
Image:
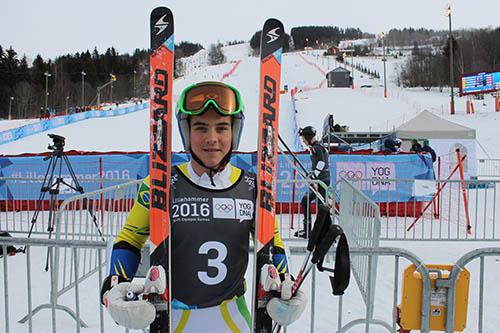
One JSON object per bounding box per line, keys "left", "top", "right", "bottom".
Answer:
{"left": 1, "top": 0, "right": 499, "bottom": 59}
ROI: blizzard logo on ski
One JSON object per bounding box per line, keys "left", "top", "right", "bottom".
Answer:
{"left": 266, "top": 27, "right": 281, "bottom": 43}
{"left": 213, "top": 198, "right": 236, "bottom": 219}
{"left": 262, "top": 76, "right": 277, "bottom": 124}
{"left": 154, "top": 14, "right": 169, "bottom": 35}
{"left": 235, "top": 199, "right": 254, "bottom": 222}
{"left": 151, "top": 68, "right": 169, "bottom": 211}
{"left": 259, "top": 75, "right": 277, "bottom": 212}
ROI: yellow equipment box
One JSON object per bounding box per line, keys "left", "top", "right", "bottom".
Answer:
{"left": 398, "top": 264, "right": 470, "bottom": 331}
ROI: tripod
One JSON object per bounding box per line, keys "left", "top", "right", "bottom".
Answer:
{"left": 25, "top": 134, "right": 104, "bottom": 270}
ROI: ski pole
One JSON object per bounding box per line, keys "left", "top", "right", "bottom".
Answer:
{"left": 274, "top": 204, "right": 330, "bottom": 332}
{"left": 278, "top": 134, "right": 310, "bottom": 177}
{"left": 407, "top": 154, "right": 466, "bottom": 231}
{"left": 278, "top": 134, "right": 329, "bottom": 206}
{"left": 274, "top": 212, "right": 343, "bottom": 332}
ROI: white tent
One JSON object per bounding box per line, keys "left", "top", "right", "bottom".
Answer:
{"left": 396, "top": 110, "right": 475, "bottom": 139}
{"left": 396, "top": 110, "right": 477, "bottom": 179}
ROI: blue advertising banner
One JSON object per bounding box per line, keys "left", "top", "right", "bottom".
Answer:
{"left": 0, "top": 103, "right": 148, "bottom": 145}
{"left": 270, "top": 153, "right": 434, "bottom": 203}
{"left": 0, "top": 152, "right": 433, "bottom": 203}
{"left": 0, "top": 154, "right": 149, "bottom": 200}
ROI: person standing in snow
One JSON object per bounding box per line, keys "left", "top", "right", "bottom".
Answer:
{"left": 100, "top": 81, "right": 306, "bottom": 332}
{"left": 294, "top": 126, "right": 330, "bottom": 238}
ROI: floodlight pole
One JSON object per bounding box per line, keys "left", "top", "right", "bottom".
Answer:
{"left": 81, "top": 71, "right": 86, "bottom": 108}
{"left": 350, "top": 42, "right": 355, "bottom": 89}
{"left": 381, "top": 32, "right": 388, "bottom": 98}
{"left": 446, "top": 4, "right": 455, "bottom": 115}
{"left": 44, "top": 72, "right": 51, "bottom": 114}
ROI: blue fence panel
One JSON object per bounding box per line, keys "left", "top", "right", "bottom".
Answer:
{"left": 0, "top": 102, "right": 148, "bottom": 145}
{"left": 0, "top": 152, "right": 433, "bottom": 203}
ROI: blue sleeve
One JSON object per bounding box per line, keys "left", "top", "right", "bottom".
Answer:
{"left": 109, "top": 246, "right": 141, "bottom": 281}
{"left": 272, "top": 252, "right": 289, "bottom": 275}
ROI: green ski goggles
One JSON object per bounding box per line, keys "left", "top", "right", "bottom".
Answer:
{"left": 177, "top": 82, "right": 244, "bottom": 116}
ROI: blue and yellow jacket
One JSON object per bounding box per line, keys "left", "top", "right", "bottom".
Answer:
{"left": 109, "top": 163, "right": 289, "bottom": 284}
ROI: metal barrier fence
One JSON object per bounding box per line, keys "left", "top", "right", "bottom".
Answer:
{"left": 338, "top": 178, "right": 500, "bottom": 241}
{"left": 5, "top": 236, "right": 498, "bottom": 333}
{"left": 1, "top": 179, "right": 143, "bottom": 329}
{"left": 1, "top": 237, "right": 108, "bottom": 333}
{"left": 337, "top": 178, "right": 382, "bottom": 330}
{"left": 52, "top": 178, "right": 142, "bottom": 299}
{"left": 2, "top": 174, "right": 500, "bottom": 332}
{"left": 0, "top": 177, "right": 129, "bottom": 236}
{"left": 446, "top": 248, "right": 500, "bottom": 333}
{"left": 336, "top": 247, "right": 431, "bottom": 333}
{"left": 276, "top": 178, "right": 326, "bottom": 240}
{"left": 477, "top": 159, "right": 500, "bottom": 178}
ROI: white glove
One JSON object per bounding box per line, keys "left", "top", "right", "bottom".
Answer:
{"left": 104, "top": 282, "right": 156, "bottom": 329}
{"left": 266, "top": 274, "right": 307, "bottom": 326}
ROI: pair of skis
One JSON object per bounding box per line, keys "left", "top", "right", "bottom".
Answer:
{"left": 148, "top": 6, "right": 286, "bottom": 332}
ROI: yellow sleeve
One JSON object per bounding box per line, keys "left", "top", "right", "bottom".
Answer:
{"left": 272, "top": 217, "right": 289, "bottom": 274}
{"left": 115, "top": 176, "right": 150, "bottom": 250}
{"left": 273, "top": 218, "right": 285, "bottom": 251}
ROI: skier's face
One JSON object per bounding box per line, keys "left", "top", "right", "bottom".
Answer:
{"left": 189, "top": 108, "right": 232, "bottom": 172}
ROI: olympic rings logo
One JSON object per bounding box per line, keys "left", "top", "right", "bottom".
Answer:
{"left": 338, "top": 170, "right": 363, "bottom": 179}
{"left": 215, "top": 204, "right": 233, "bottom": 212}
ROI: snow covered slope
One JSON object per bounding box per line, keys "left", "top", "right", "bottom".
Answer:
{"left": 1, "top": 44, "right": 498, "bottom": 159}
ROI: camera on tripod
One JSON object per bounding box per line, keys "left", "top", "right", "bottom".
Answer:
{"left": 25, "top": 133, "right": 102, "bottom": 269}
{"left": 47, "top": 134, "right": 66, "bottom": 152}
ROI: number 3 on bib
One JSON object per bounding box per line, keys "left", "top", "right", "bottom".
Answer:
{"left": 198, "top": 241, "right": 227, "bottom": 285}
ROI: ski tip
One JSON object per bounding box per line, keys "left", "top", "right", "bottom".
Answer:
{"left": 260, "top": 18, "right": 285, "bottom": 59}
{"left": 150, "top": 6, "right": 173, "bottom": 20}
{"left": 263, "top": 18, "right": 284, "bottom": 27}
{"left": 262, "top": 18, "right": 284, "bottom": 40}
{"left": 150, "top": 7, "right": 174, "bottom": 50}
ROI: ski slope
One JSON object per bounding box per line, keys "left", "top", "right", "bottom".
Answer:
{"left": 1, "top": 43, "right": 500, "bottom": 332}
{"left": 1, "top": 44, "right": 299, "bottom": 155}
{"left": 2, "top": 44, "right": 499, "bottom": 159}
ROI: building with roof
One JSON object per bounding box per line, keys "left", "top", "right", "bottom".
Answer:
{"left": 326, "top": 67, "right": 352, "bottom": 88}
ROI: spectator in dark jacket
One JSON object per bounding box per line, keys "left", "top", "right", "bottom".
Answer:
{"left": 410, "top": 138, "right": 422, "bottom": 153}
{"left": 421, "top": 139, "right": 436, "bottom": 162}
{"left": 383, "top": 137, "right": 401, "bottom": 153}
{"left": 383, "top": 138, "right": 396, "bottom": 153}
